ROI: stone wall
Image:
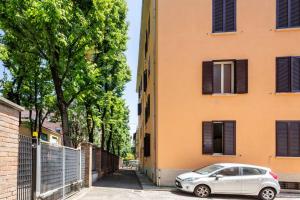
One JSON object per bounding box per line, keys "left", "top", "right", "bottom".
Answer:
{"left": 0, "top": 97, "right": 24, "bottom": 200}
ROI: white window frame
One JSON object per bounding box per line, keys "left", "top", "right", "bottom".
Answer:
{"left": 213, "top": 61, "right": 235, "bottom": 94}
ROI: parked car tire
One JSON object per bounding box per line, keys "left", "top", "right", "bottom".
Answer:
{"left": 259, "top": 187, "right": 276, "bottom": 200}
{"left": 194, "top": 185, "right": 211, "bottom": 198}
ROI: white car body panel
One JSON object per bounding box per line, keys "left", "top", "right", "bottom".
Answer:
{"left": 175, "top": 163, "right": 280, "bottom": 197}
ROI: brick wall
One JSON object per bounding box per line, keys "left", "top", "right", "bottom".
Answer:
{"left": 81, "top": 143, "right": 92, "bottom": 187}
{"left": 0, "top": 98, "right": 24, "bottom": 200}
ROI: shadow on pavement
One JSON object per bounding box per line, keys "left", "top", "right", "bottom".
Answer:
{"left": 92, "top": 169, "right": 142, "bottom": 190}
{"left": 171, "top": 190, "right": 258, "bottom": 199}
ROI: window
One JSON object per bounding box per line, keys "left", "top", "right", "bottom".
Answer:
{"left": 276, "top": 57, "right": 300, "bottom": 93}
{"left": 276, "top": 121, "right": 300, "bottom": 157}
{"left": 242, "top": 167, "right": 266, "bottom": 176}
{"left": 277, "top": 0, "right": 300, "bottom": 29}
{"left": 203, "top": 60, "right": 248, "bottom": 94}
{"left": 138, "top": 103, "right": 142, "bottom": 116}
{"left": 145, "top": 95, "right": 150, "bottom": 124}
{"left": 202, "top": 121, "right": 236, "bottom": 155}
{"left": 216, "top": 167, "right": 240, "bottom": 176}
{"left": 143, "top": 70, "right": 148, "bottom": 92}
{"left": 50, "top": 136, "right": 58, "bottom": 144}
{"left": 144, "top": 133, "right": 150, "bottom": 157}
{"left": 40, "top": 133, "right": 48, "bottom": 141}
{"left": 213, "top": 62, "right": 234, "bottom": 94}
{"left": 213, "top": 0, "right": 236, "bottom": 33}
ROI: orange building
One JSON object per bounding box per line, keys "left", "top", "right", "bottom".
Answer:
{"left": 136, "top": 0, "right": 300, "bottom": 188}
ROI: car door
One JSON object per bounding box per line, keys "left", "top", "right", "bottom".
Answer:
{"left": 241, "top": 167, "right": 266, "bottom": 195}
{"left": 211, "top": 167, "right": 242, "bottom": 194}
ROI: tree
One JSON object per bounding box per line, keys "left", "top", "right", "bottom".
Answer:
{"left": 0, "top": 0, "right": 129, "bottom": 146}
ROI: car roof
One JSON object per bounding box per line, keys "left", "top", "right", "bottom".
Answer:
{"left": 214, "top": 163, "right": 270, "bottom": 171}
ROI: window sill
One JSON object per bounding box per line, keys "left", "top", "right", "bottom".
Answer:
{"left": 212, "top": 94, "right": 238, "bottom": 97}
{"left": 209, "top": 31, "right": 237, "bottom": 36}
{"left": 203, "top": 154, "right": 238, "bottom": 157}
{"left": 275, "top": 156, "right": 300, "bottom": 159}
{"left": 274, "top": 92, "right": 300, "bottom": 95}
{"left": 274, "top": 27, "right": 300, "bottom": 32}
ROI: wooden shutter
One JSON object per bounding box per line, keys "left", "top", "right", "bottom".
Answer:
{"left": 223, "top": 121, "right": 236, "bottom": 155}
{"left": 203, "top": 122, "right": 213, "bottom": 154}
{"left": 290, "top": 0, "right": 300, "bottom": 27}
{"left": 138, "top": 103, "right": 141, "bottom": 116}
{"left": 213, "top": 0, "right": 224, "bottom": 32}
{"left": 291, "top": 57, "right": 300, "bottom": 91}
{"left": 276, "top": 122, "right": 288, "bottom": 156}
{"left": 288, "top": 122, "right": 300, "bottom": 157}
{"left": 144, "top": 133, "right": 150, "bottom": 157}
{"left": 277, "top": 0, "right": 289, "bottom": 28}
{"left": 276, "top": 57, "right": 291, "bottom": 92}
{"left": 235, "top": 60, "right": 248, "bottom": 94}
{"left": 143, "top": 70, "right": 148, "bottom": 92}
{"left": 203, "top": 61, "right": 214, "bottom": 94}
{"left": 225, "top": 0, "right": 236, "bottom": 32}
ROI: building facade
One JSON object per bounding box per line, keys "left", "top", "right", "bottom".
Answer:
{"left": 136, "top": 0, "right": 300, "bottom": 187}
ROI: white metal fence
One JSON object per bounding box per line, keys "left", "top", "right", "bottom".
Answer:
{"left": 36, "top": 141, "right": 85, "bottom": 200}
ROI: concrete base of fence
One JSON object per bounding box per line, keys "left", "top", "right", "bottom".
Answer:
{"left": 81, "top": 143, "right": 93, "bottom": 188}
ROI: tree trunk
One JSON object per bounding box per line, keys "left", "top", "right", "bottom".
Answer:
{"left": 117, "top": 145, "right": 120, "bottom": 157}
{"left": 60, "top": 104, "right": 71, "bottom": 146}
{"left": 38, "top": 109, "right": 43, "bottom": 135}
{"left": 106, "top": 125, "right": 112, "bottom": 153}
{"left": 29, "top": 110, "right": 33, "bottom": 133}
{"left": 101, "top": 123, "right": 106, "bottom": 150}
{"left": 98, "top": 105, "right": 107, "bottom": 149}
{"left": 49, "top": 61, "right": 72, "bottom": 146}
{"left": 86, "top": 104, "right": 94, "bottom": 143}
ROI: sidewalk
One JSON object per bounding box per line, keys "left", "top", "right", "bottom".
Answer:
{"left": 135, "top": 170, "right": 174, "bottom": 191}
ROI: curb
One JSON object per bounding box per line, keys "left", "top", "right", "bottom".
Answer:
{"left": 134, "top": 170, "right": 175, "bottom": 191}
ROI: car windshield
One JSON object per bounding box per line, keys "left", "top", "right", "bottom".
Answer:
{"left": 193, "top": 165, "right": 224, "bottom": 175}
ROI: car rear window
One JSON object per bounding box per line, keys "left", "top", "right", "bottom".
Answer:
{"left": 242, "top": 167, "right": 266, "bottom": 176}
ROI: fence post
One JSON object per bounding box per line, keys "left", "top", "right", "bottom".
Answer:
{"left": 62, "top": 147, "right": 65, "bottom": 199}
{"left": 81, "top": 143, "right": 92, "bottom": 187}
{"left": 35, "top": 141, "right": 41, "bottom": 199}
{"left": 79, "top": 146, "right": 82, "bottom": 182}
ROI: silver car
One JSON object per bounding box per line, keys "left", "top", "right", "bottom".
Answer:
{"left": 175, "top": 163, "right": 280, "bottom": 200}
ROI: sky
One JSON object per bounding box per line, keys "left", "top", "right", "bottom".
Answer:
{"left": 0, "top": 0, "right": 143, "bottom": 134}
{"left": 124, "top": 0, "right": 142, "bottom": 134}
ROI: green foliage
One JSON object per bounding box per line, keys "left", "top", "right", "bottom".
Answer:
{"left": 124, "top": 152, "right": 135, "bottom": 161}
{"left": 0, "top": 0, "right": 131, "bottom": 153}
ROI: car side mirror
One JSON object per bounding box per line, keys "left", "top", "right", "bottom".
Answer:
{"left": 215, "top": 174, "right": 223, "bottom": 180}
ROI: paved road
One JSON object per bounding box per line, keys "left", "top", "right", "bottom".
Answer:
{"left": 77, "top": 170, "right": 300, "bottom": 200}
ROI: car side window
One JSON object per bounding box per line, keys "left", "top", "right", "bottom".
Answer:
{"left": 242, "top": 167, "right": 266, "bottom": 176}
{"left": 217, "top": 167, "right": 240, "bottom": 176}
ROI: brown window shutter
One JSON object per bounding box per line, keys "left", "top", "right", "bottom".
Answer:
{"left": 288, "top": 122, "right": 300, "bottom": 157}
{"left": 143, "top": 70, "right": 148, "bottom": 92}
{"left": 144, "top": 133, "right": 151, "bottom": 157}
{"left": 291, "top": 57, "right": 300, "bottom": 92}
{"left": 235, "top": 60, "right": 248, "bottom": 94}
{"left": 276, "top": 57, "right": 291, "bottom": 93}
{"left": 223, "top": 121, "right": 236, "bottom": 155}
{"left": 138, "top": 103, "right": 142, "bottom": 116}
{"left": 202, "top": 122, "right": 213, "bottom": 154}
{"left": 202, "top": 61, "right": 214, "bottom": 94}
{"left": 276, "top": 122, "right": 288, "bottom": 156}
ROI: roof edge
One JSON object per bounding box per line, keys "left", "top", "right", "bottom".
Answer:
{"left": 0, "top": 97, "right": 25, "bottom": 112}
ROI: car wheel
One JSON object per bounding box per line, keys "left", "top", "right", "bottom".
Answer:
{"left": 194, "top": 185, "right": 211, "bottom": 198}
{"left": 259, "top": 187, "right": 276, "bottom": 200}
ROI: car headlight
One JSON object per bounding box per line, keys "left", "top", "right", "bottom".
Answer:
{"left": 184, "top": 177, "right": 200, "bottom": 182}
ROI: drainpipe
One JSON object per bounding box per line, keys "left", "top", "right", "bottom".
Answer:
{"left": 152, "top": 0, "right": 159, "bottom": 186}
